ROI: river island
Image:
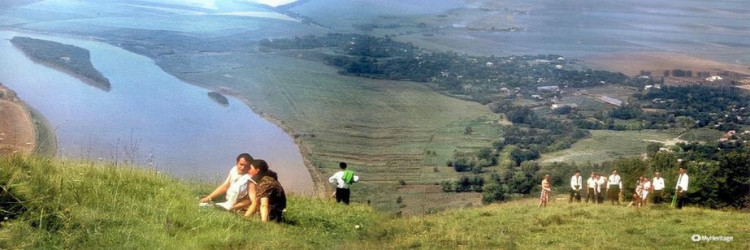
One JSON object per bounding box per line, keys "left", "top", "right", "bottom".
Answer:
{"left": 10, "top": 36, "right": 111, "bottom": 91}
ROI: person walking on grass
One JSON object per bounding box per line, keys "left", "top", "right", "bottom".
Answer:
{"left": 585, "top": 172, "right": 596, "bottom": 203}
{"left": 199, "top": 153, "right": 254, "bottom": 212}
{"left": 569, "top": 170, "right": 583, "bottom": 203}
{"left": 539, "top": 174, "right": 552, "bottom": 207}
{"left": 674, "top": 165, "right": 689, "bottom": 209}
{"left": 652, "top": 172, "right": 665, "bottom": 204}
{"left": 607, "top": 170, "right": 622, "bottom": 205}
{"left": 329, "top": 162, "right": 359, "bottom": 205}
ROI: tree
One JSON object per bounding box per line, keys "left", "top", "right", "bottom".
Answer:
{"left": 646, "top": 142, "right": 663, "bottom": 158}
{"left": 477, "top": 147, "right": 494, "bottom": 162}
{"left": 482, "top": 183, "right": 506, "bottom": 204}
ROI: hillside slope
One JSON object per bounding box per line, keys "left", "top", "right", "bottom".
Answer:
{"left": 1, "top": 156, "right": 747, "bottom": 248}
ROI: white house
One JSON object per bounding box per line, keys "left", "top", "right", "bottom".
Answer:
{"left": 705, "top": 76, "right": 723, "bottom": 82}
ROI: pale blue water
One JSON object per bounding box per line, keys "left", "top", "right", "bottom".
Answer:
{"left": 0, "top": 30, "right": 313, "bottom": 194}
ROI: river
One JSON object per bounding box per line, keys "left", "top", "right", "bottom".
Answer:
{"left": 0, "top": 30, "right": 314, "bottom": 195}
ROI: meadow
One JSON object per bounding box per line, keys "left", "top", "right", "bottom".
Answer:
{"left": 1, "top": 155, "right": 747, "bottom": 249}
{"left": 540, "top": 130, "right": 679, "bottom": 164}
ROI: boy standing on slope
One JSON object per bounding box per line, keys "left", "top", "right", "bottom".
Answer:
{"left": 329, "top": 162, "right": 360, "bottom": 205}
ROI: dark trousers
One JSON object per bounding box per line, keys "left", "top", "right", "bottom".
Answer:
{"left": 585, "top": 188, "right": 595, "bottom": 203}
{"left": 335, "top": 188, "right": 351, "bottom": 205}
{"left": 569, "top": 189, "right": 581, "bottom": 202}
{"left": 269, "top": 209, "right": 284, "bottom": 222}
{"left": 652, "top": 190, "right": 663, "bottom": 204}
{"left": 676, "top": 191, "right": 685, "bottom": 209}
{"left": 608, "top": 186, "right": 620, "bottom": 204}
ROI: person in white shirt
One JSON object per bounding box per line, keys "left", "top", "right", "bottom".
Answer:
{"left": 641, "top": 176, "right": 652, "bottom": 206}
{"left": 569, "top": 170, "right": 583, "bottom": 203}
{"left": 585, "top": 172, "right": 596, "bottom": 203}
{"left": 329, "top": 162, "right": 360, "bottom": 205}
{"left": 675, "top": 166, "right": 689, "bottom": 209}
{"left": 199, "top": 153, "right": 254, "bottom": 212}
{"left": 652, "top": 172, "right": 665, "bottom": 204}
{"left": 596, "top": 173, "right": 607, "bottom": 204}
{"left": 607, "top": 170, "right": 623, "bottom": 205}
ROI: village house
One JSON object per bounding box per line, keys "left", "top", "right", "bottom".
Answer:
{"left": 537, "top": 85, "right": 559, "bottom": 91}
{"left": 551, "top": 103, "right": 578, "bottom": 109}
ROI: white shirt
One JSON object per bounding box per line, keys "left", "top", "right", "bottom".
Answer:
{"left": 216, "top": 173, "right": 251, "bottom": 210}
{"left": 676, "top": 173, "right": 689, "bottom": 192}
{"left": 608, "top": 174, "right": 622, "bottom": 189}
{"left": 329, "top": 170, "right": 360, "bottom": 189}
{"left": 587, "top": 177, "right": 596, "bottom": 189}
{"left": 652, "top": 177, "right": 665, "bottom": 191}
{"left": 222, "top": 166, "right": 247, "bottom": 202}
{"left": 570, "top": 175, "right": 582, "bottom": 190}
{"left": 596, "top": 178, "right": 606, "bottom": 193}
{"left": 642, "top": 181, "right": 651, "bottom": 192}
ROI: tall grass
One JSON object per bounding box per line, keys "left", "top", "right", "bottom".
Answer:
{"left": 0, "top": 155, "right": 382, "bottom": 249}
{"left": 1, "top": 156, "right": 747, "bottom": 248}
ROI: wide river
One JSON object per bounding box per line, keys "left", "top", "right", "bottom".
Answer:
{"left": 0, "top": 30, "right": 314, "bottom": 194}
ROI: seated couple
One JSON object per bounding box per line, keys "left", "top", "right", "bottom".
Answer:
{"left": 199, "top": 153, "right": 286, "bottom": 222}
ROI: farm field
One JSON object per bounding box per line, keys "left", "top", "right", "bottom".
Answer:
{"left": 540, "top": 130, "right": 679, "bottom": 164}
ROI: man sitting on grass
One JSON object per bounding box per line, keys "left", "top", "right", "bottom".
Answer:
{"left": 199, "top": 153, "right": 254, "bottom": 213}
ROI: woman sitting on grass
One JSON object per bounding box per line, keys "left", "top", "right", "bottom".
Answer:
{"left": 244, "top": 159, "right": 286, "bottom": 222}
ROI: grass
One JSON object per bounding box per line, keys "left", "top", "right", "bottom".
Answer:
{"left": 541, "top": 130, "right": 678, "bottom": 164}
{"left": 2, "top": 156, "right": 747, "bottom": 249}
{"left": 26, "top": 106, "right": 56, "bottom": 157}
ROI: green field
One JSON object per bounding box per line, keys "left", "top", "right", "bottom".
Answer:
{"left": 2, "top": 156, "right": 747, "bottom": 249}
{"left": 160, "top": 51, "right": 502, "bottom": 214}
{"left": 541, "top": 130, "right": 679, "bottom": 164}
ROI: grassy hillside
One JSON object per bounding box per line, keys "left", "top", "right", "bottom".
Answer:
{"left": 1, "top": 156, "right": 747, "bottom": 249}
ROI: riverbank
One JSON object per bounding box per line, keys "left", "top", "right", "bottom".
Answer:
{"left": 0, "top": 83, "right": 55, "bottom": 156}
{"left": 155, "top": 51, "right": 501, "bottom": 213}
{"left": 213, "top": 87, "right": 329, "bottom": 197}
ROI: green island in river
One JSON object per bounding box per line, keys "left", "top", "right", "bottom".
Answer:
{"left": 10, "top": 36, "right": 111, "bottom": 91}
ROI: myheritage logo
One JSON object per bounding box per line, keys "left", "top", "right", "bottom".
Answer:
{"left": 691, "top": 234, "right": 733, "bottom": 242}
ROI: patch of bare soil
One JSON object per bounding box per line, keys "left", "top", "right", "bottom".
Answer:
{"left": 581, "top": 52, "right": 750, "bottom": 77}
{"left": 0, "top": 86, "right": 35, "bottom": 155}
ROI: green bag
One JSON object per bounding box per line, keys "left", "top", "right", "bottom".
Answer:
{"left": 342, "top": 170, "right": 355, "bottom": 185}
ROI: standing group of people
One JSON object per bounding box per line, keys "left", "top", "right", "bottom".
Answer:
{"left": 199, "top": 153, "right": 287, "bottom": 222}
{"left": 548, "top": 166, "right": 689, "bottom": 209}
{"left": 198, "top": 154, "right": 361, "bottom": 223}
